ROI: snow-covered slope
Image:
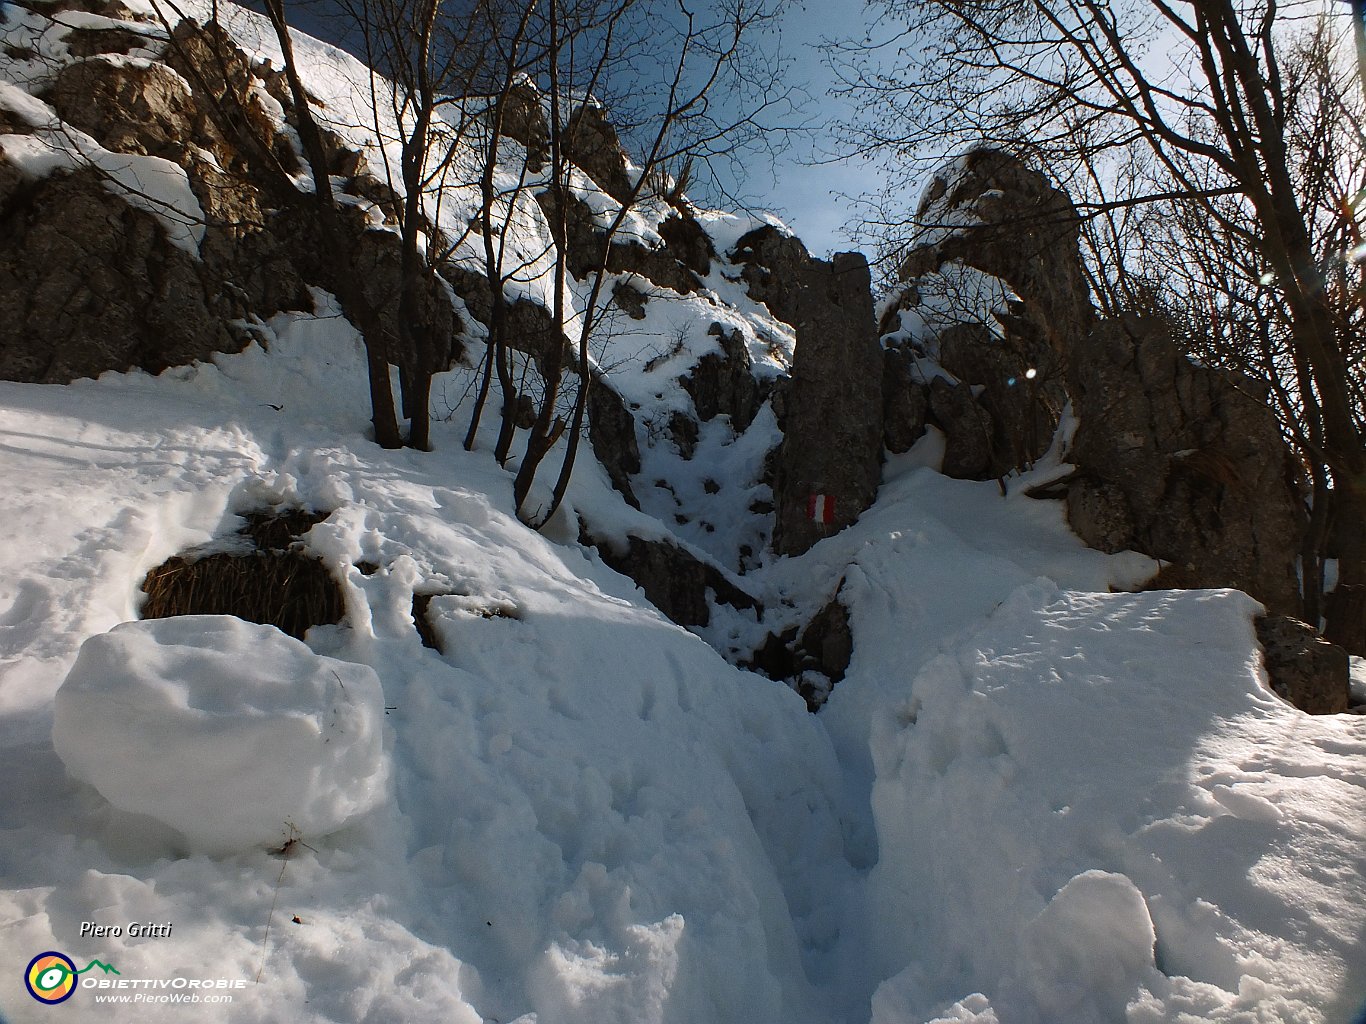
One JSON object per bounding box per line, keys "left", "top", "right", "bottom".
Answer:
{"left": 0, "top": 2, "right": 1364, "bottom": 1022}
{"left": 0, "top": 304, "right": 1362, "bottom": 1024}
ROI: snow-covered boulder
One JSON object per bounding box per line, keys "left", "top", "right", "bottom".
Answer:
{"left": 53, "top": 615, "right": 388, "bottom": 854}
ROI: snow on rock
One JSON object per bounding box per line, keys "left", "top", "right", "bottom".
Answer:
{"left": 0, "top": 84, "right": 206, "bottom": 256}
{"left": 856, "top": 581, "right": 1366, "bottom": 1023}
{"left": 0, "top": 2, "right": 1363, "bottom": 1021}
{"left": 53, "top": 615, "right": 388, "bottom": 853}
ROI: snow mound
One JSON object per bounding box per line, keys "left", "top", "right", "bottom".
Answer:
{"left": 1018, "top": 870, "right": 1157, "bottom": 1020}
{"left": 52, "top": 615, "right": 388, "bottom": 853}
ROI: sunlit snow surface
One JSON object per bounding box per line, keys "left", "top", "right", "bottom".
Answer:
{"left": 0, "top": 308, "right": 1361, "bottom": 1024}
{"left": 0, "top": 0, "right": 1364, "bottom": 1019}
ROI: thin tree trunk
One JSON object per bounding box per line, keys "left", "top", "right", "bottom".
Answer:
{"left": 263, "top": 0, "right": 402, "bottom": 448}
{"left": 1326, "top": 481, "right": 1366, "bottom": 655}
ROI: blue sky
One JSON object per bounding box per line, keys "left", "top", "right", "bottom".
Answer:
{"left": 279, "top": 0, "right": 892, "bottom": 257}
{"left": 730, "top": 0, "right": 888, "bottom": 257}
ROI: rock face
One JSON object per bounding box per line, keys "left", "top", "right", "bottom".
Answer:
{"left": 730, "top": 225, "right": 812, "bottom": 328}
{"left": 0, "top": 162, "right": 240, "bottom": 381}
{"left": 0, "top": 4, "right": 460, "bottom": 385}
{"left": 745, "top": 591, "right": 853, "bottom": 711}
{"left": 51, "top": 57, "right": 198, "bottom": 161}
{"left": 681, "top": 324, "right": 763, "bottom": 432}
{"left": 882, "top": 347, "right": 928, "bottom": 453}
{"left": 536, "top": 194, "right": 710, "bottom": 297}
{"left": 584, "top": 529, "right": 759, "bottom": 628}
{"left": 899, "top": 147, "right": 1093, "bottom": 356}
{"left": 1066, "top": 316, "right": 1304, "bottom": 614}
{"left": 1256, "top": 615, "right": 1350, "bottom": 714}
{"left": 938, "top": 319, "right": 1064, "bottom": 476}
{"left": 587, "top": 378, "right": 641, "bottom": 508}
{"left": 732, "top": 228, "right": 884, "bottom": 555}
{"left": 928, "top": 377, "right": 994, "bottom": 480}
{"left": 900, "top": 148, "right": 1305, "bottom": 614}
{"left": 564, "top": 102, "right": 633, "bottom": 203}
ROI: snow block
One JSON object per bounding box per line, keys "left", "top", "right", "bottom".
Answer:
{"left": 53, "top": 615, "right": 388, "bottom": 854}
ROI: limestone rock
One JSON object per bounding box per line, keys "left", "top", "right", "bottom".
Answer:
{"left": 681, "top": 324, "right": 762, "bottom": 432}
{"left": 1065, "top": 480, "right": 1134, "bottom": 554}
{"left": 1, "top": 7, "right": 461, "bottom": 387}
{"left": 745, "top": 591, "right": 854, "bottom": 711}
{"left": 51, "top": 57, "right": 197, "bottom": 163}
{"left": 587, "top": 377, "right": 641, "bottom": 508}
{"left": 768, "top": 252, "right": 884, "bottom": 555}
{"left": 612, "top": 281, "right": 648, "bottom": 319}
{"left": 882, "top": 347, "right": 928, "bottom": 454}
{"left": 900, "top": 150, "right": 1304, "bottom": 614}
{"left": 1066, "top": 316, "right": 1303, "bottom": 614}
{"left": 938, "top": 317, "right": 1063, "bottom": 474}
{"left": 899, "top": 147, "right": 1093, "bottom": 356}
{"left": 730, "top": 225, "right": 812, "bottom": 328}
{"left": 928, "top": 377, "right": 994, "bottom": 480}
{"left": 65, "top": 25, "right": 161, "bottom": 58}
{"left": 500, "top": 82, "right": 548, "bottom": 171}
{"left": 658, "top": 213, "right": 713, "bottom": 278}
{"left": 1255, "top": 615, "right": 1350, "bottom": 714}
{"left": 585, "top": 529, "right": 759, "bottom": 628}
{"left": 0, "top": 164, "right": 239, "bottom": 381}
{"left": 564, "top": 102, "right": 633, "bottom": 203}
{"left": 667, "top": 411, "right": 699, "bottom": 460}
{"left": 537, "top": 190, "right": 702, "bottom": 294}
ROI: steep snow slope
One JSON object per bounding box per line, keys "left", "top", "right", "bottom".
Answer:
{"left": 0, "top": 2, "right": 1364, "bottom": 1021}
{"left": 0, "top": 313, "right": 848, "bottom": 1024}
{"left": 0, "top": 307, "right": 1362, "bottom": 1024}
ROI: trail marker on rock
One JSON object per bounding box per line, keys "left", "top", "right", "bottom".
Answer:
{"left": 807, "top": 493, "right": 836, "bottom": 524}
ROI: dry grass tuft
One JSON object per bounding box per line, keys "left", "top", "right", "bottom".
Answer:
{"left": 140, "top": 508, "right": 343, "bottom": 640}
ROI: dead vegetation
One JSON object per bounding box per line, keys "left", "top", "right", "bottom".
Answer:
{"left": 140, "top": 508, "right": 343, "bottom": 640}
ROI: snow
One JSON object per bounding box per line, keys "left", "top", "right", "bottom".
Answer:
{"left": 53, "top": 616, "right": 388, "bottom": 854}
{"left": 0, "top": 3, "right": 1362, "bottom": 1022}
{"left": 0, "top": 315, "right": 1359, "bottom": 1023}
{"left": 0, "top": 85, "right": 206, "bottom": 256}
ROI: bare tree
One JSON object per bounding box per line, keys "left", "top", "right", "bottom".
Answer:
{"left": 450, "top": 0, "right": 795, "bottom": 527}
{"left": 150, "top": 0, "right": 409, "bottom": 446}
{"left": 835, "top": 0, "right": 1366, "bottom": 651}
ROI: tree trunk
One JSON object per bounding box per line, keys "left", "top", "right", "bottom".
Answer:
{"left": 364, "top": 337, "right": 403, "bottom": 450}
{"left": 1326, "top": 480, "right": 1366, "bottom": 656}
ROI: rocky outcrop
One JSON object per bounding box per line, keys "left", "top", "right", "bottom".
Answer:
{"left": 900, "top": 149, "right": 1304, "bottom": 613}
{"left": 746, "top": 591, "right": 853, "bottom": 711}
{"left": 729, "top": 225, "right": 812, "bottom": 328}
{"left": 500, "top": 82, "right": 548, "bottom": 171}
{"left": 937, "top": 318, "right": 1064, "bottom": 475}
{"left": 1, "top": 5, "right": 462, "bottom": 385}
{"left": 0, "top": 162, "right": 241, "bottom": 381}
{"left": 899, "top": 147, "right": 1092, "bottom": 357}
{"left": 584, "top": 527, "right": 759, "bottom": 628}
{"left": 51, "top": 57, "right": 198, "bottom": 163}
{"left": 928, "top": 377, "right": 994, "bottom": 480}
{"left": 882, "top": 346, "right": 928, "bottom": 453}
{"left": 537, "top": 189, "right": 704, "bottom": 295}
{"left": 658, "top": 213, "right": 713, "bottom": 278}
{"left": 775, "top": 260, "right": 883, "bottom": 553}
{"left": 680, "top": 323, "right": 763, "bottom": 432}
{"left": 1066, "top": 316, "right": 1303, "bottom": 615}
{"left": 564, "top": 102, "right": 633, "bottom": 203}
{"left": 587, "top": 377, "right": 641, "bottom": 508}
{"left": 1256, "top": 615, "right": 1350, "bottom": 714}
{"left": 730, "top": 228, "right": 884, "bottom": 554}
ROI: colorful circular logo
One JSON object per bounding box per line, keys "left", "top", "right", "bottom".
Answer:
{"left": 25, "top": 951, "right": 77, "bottom": 1004}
